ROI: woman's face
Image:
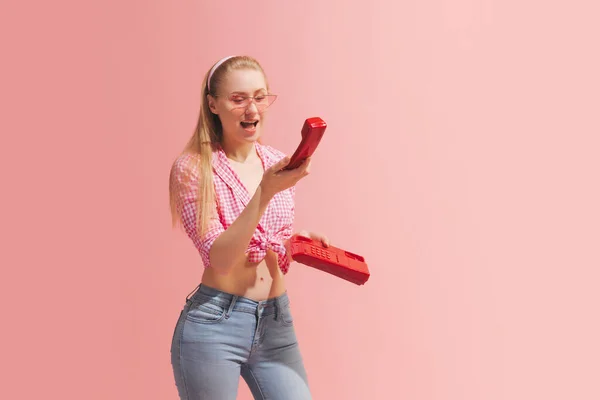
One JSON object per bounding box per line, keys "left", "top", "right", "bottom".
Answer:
{"left": 208, "top": 68, "right": 273, "bottom": 145}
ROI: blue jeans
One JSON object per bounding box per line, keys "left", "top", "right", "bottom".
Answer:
{"left": 170, "top": 284, "right": 312, "bottom": 399}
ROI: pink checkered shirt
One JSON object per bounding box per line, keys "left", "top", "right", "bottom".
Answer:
{"left": 171, "top": 142, "right": 296, "bottom": 274}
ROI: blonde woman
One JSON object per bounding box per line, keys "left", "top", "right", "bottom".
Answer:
{"left": 169, "top": 55, "right": 328, "bottom": 399}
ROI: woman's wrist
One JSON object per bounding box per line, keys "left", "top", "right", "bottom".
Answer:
{"left": 257, "top": 181, "right": 276, "bottom": 202}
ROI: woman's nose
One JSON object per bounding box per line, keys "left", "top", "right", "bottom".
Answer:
{"left": 245, "top": 101, "right": 259, "bottom": 114}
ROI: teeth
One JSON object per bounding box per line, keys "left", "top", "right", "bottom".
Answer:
{"left": 241, "top": 120, "right": 259, "bottom": 128}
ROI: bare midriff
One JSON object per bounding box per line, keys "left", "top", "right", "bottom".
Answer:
{"left": 200, "top": 249, "right": 287, "bottom": 301}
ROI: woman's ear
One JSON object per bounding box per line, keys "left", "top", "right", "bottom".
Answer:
{"left": 207, "top": 94, "right": 218, "bottom": 114}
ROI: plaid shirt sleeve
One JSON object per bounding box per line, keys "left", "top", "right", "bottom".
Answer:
{"left": 170, "top": 154, "right": 225, "bottom": 268}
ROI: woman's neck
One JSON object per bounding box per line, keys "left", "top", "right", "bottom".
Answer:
{"left": 221, "top": 140, "right": 259, "bottom": 163}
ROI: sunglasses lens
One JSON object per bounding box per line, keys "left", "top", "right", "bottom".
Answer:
{"left": 230, "top": 95, "right": 277, "bottom": 113}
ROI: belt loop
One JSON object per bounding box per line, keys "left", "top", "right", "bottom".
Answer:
{"left": 226, "top": 295, "right": 238, "bottom": 318}
{"left": 185, "top": 283, "right": 200, "bottom": 302}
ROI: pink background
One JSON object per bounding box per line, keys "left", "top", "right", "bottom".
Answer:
{"left": 2, "top": 0, "right": 600, "bottom": 399}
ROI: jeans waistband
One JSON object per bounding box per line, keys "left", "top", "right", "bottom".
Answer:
{"left": 186, "top": 284, "right": 290, "bottom": 316}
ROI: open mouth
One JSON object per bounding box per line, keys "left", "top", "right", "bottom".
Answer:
{"left": 240, "top": 120, "right": 259, "bottom": 129}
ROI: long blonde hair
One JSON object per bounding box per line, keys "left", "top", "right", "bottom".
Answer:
{"left": 169, "top": 55, "right": 268, "bottom": 236}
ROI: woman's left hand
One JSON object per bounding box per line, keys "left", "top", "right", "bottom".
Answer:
{"left": 284, "top": 230, "right": 331, "bottom": 263}
{"left": 295, "top": 230, "right": 330, "bottom": 247}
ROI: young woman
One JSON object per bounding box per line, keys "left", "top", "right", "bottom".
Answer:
{"left": 168, "top": 55, "right": 328, "bottom": 400}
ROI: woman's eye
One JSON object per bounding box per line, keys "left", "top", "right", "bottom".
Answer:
{"left": 255, "top": 96, "right": 266, "bottom": 102}
{"left": 231, "top": 97, "right": 245, "bottom": 103}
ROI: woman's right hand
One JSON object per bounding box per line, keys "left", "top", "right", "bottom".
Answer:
{"left": 260, "top": 156, "right": 311, "bottom": 198}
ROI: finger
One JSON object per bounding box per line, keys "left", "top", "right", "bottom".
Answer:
{"left": 304, "top": 158, "right": 312, "bottom": 174}
{"left": 297, "top": 230, "right": 310, "bottom": 239}
{"left": 311, "top": 234, "right": 328, "bottom": 247}
{"left": 273, "top": 156, "right": 290, "bottom": 170}
{"left": 303, "top": 231, "right": 329, "bottom": 247}
{"left": 296, "top": 157, "right": 311, "bottom": 176}
{"left": 291, "top": 165, "right": 310, "bottom": 184}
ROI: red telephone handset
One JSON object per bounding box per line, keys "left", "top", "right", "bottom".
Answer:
{"left": 283, "top": 117, "right": 327, "bottom": 170}
{"left": 289, "top": 234, "right": 371, "bottom": 285}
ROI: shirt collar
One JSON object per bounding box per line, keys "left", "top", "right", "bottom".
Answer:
{"left": 211, "top": 142, "right": 275, "bottom": 207}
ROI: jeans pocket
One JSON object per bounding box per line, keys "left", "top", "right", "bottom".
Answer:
{"left": 186, "top": 301, "right": 227, "bottom": 324}
{"left": 279, "top": 302, "right": 294, "bottom": 327}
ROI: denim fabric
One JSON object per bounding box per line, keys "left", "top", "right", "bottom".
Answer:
{"left": 170, "top": 284, "right": 311, "bottom": 399}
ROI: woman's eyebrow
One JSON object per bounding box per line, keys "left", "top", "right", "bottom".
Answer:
{"left": 230, "top": 89, "right": 268, "bottom": 95}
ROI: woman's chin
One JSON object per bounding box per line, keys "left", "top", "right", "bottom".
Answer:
{"left": 223, "top": 124, "right": 262, "bottom": 143}
{"left": 239, "top": 126, "right": 261, "bottom": 141}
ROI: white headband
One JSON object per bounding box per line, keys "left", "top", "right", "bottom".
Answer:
{"left": 207, "top": 55, "right": 236, "bottom": 93}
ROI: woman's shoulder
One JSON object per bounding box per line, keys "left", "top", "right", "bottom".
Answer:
{"left": 171, "top": 151, "right": 202, "bottom": 181}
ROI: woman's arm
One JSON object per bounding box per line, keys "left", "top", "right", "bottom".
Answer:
{"left": 208, "top": 183, "right": 273, "bottom": 273}
{"left": 210, "top": 155, "right": 312, "bottom": 274}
